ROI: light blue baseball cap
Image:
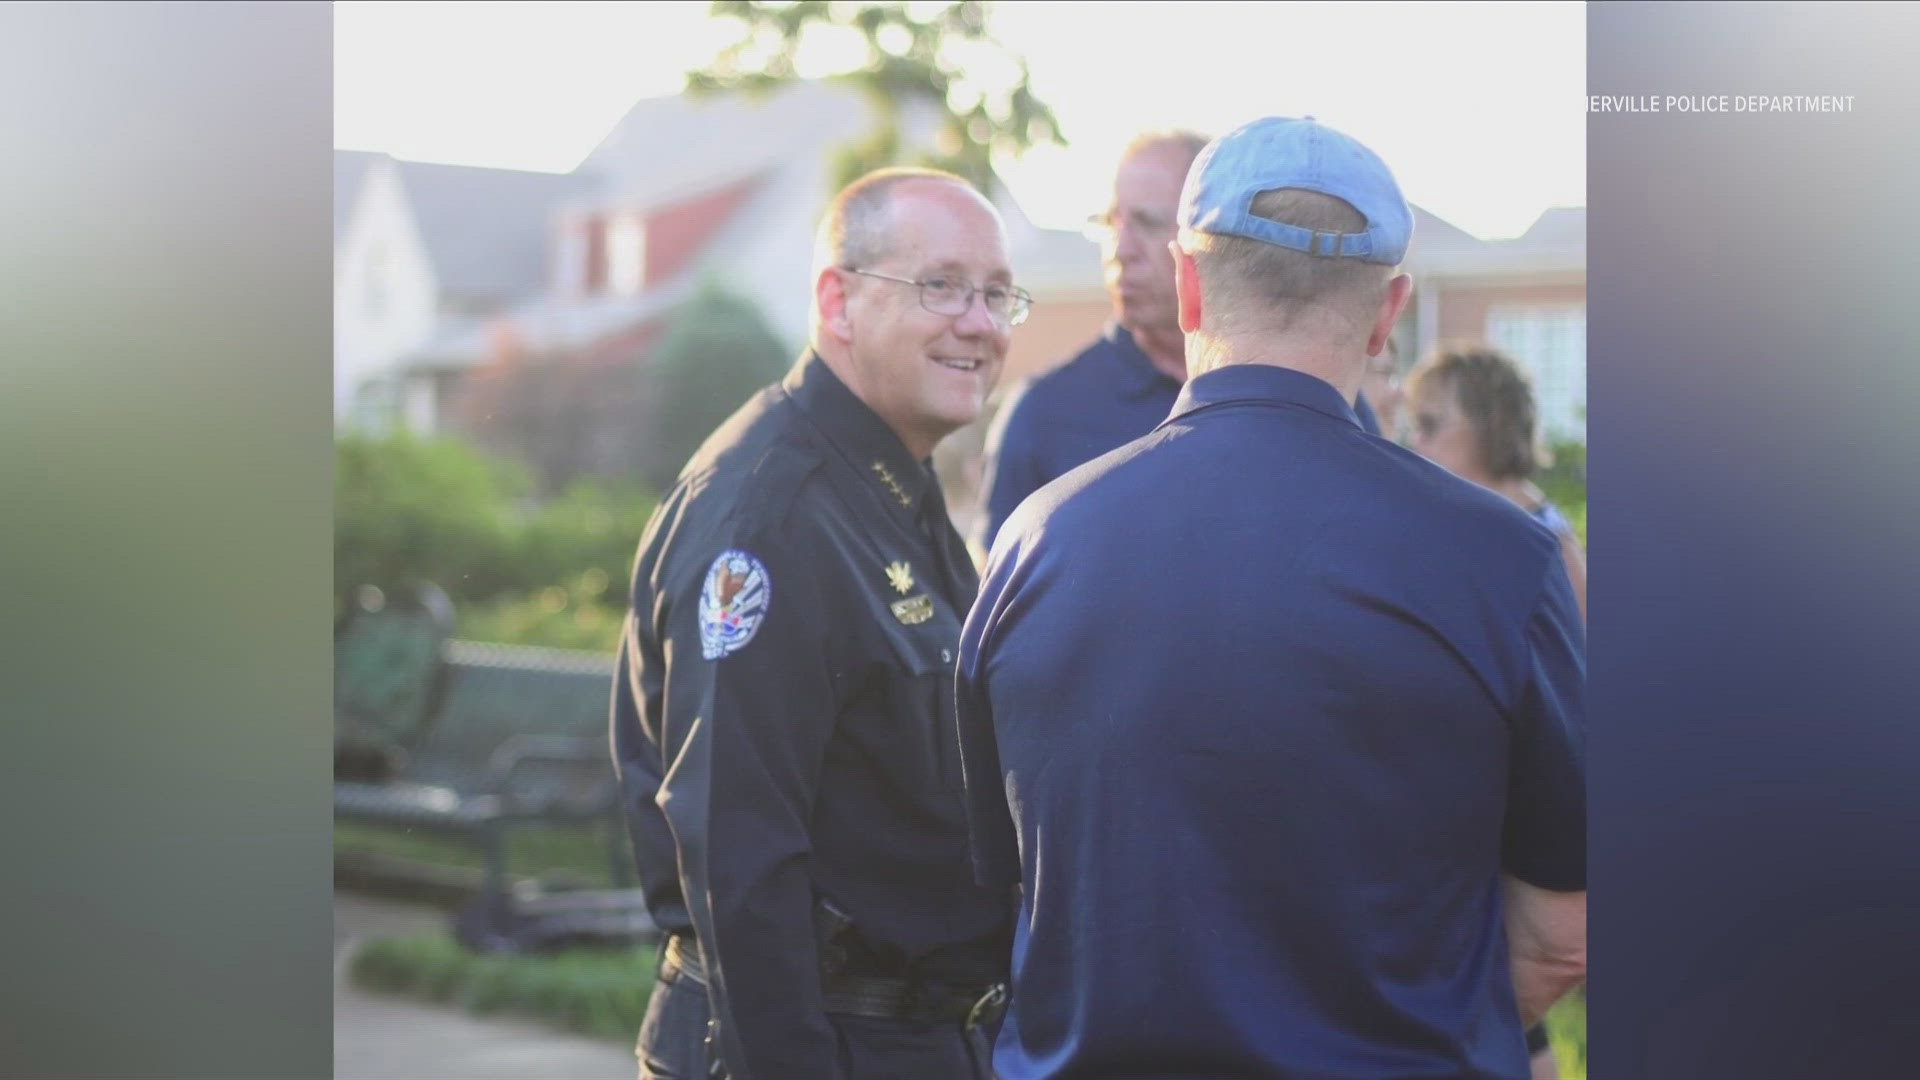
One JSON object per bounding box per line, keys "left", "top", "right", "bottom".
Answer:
{"left": 1178, "top": 116, "right": 1413, "bottom": 266}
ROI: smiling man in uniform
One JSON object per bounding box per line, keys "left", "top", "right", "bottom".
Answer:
{"left": 612, "top": 167, "right": 1027, "bottom": 1080}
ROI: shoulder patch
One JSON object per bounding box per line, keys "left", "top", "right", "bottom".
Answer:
{"left": 698, "top": 550, "right": 772, "bottom": 659}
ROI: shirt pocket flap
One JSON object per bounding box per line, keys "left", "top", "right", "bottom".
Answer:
{"left": 871, "top": 594, "right": 959, "bottom": 677}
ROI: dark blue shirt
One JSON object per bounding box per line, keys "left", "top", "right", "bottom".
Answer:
{"left": 976, "top": 324, "right": 1379, "bottom": 551}
{"left": 957, "top": 363, "right": 1585, "bottom": 1079}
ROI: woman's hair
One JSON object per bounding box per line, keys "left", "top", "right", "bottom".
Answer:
{"left": 1406, "top": 344, "right": 1551, "bottom": 480}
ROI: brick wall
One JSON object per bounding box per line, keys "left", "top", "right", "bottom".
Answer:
{"left": 1004, "top": 294, "right": 1111, "bottom": 386}
{"left": 1437, "top": 281, "right": 1587, "bottom": 344}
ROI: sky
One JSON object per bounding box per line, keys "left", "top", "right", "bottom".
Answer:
{"left": 334, "top": 1, "right": 1585, "bottom": 240}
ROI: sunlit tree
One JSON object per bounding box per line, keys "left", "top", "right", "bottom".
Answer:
{"left": 688, "top": 0, "right": 1066, "bottom": 191}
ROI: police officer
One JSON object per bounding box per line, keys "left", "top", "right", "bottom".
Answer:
{"left": 973, "top": 129, "right": 1384, "bottom": 555}
{"left": 956, "top": 118, "right": 1587, "bottom": 1078}
{"left": 613, "top": 167, "right": 1021, "bottom": 1080}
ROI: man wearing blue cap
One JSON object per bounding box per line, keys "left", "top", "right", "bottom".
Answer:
{"left": 955, "top": 117, "right": 1588, "bottom": 1078}
{"left": 971, "top": 131, "right": 1388, "bottom": 559}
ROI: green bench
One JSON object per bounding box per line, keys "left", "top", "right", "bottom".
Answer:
{"left": 333, "top": 584, "right": 640, "bottom": 947}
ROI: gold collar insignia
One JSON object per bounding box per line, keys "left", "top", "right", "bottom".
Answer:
{"left": 885, "top": 561, "right": 915, "bottom": 594}
{"left": 871, "top": 460, "right": 912, "bottom": 507}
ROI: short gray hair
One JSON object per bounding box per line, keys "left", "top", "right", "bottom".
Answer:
{"left": 1185, "top": 187, "right": 1394, "bottom": 335}
{"left": 812, "top": 166, "right": 976, "bottom": 273}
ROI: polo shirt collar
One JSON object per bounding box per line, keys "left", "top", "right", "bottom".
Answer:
{"left": 1106, "top": 323, "right": 1181, "bottom": 399}
{"left": 783, "top": 351, "right": 933, "bottom": 521}
{"left": 1168, "top": 362, "right": 1362, "bottom": 429}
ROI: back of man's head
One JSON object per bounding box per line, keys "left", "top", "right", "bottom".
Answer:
{"left": 1175, "top": 117, "right": 1414, "bottom": 372}
{"left": 1186, "top": 188, "right": 1392, "bottom": 338}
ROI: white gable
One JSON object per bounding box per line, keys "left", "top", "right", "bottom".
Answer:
{"left": 333, "top": 158, "right": 440, "bottom": 426}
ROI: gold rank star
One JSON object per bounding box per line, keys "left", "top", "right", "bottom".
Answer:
{"left": 886, "top": 561, "right": 915, "bottom": 594}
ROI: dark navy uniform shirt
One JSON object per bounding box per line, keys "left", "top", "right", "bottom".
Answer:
{"left": 957, "top": 363, "right": 1585, "bottom": 1080}
{"left": 613, "top": 352, "right": 1011, "bottom": 1080}
{"left": 977, "top": 323, "right": 1380, "bottom": 550}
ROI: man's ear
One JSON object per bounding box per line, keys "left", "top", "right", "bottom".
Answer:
{"left": 1172, "top": 242, "right": 1202, "bottom": 333}
{"left": 816, "top": 266, "right": 853, "bottom": 343}
{"left": 1367, "top": 273, "right": 1414, "bottom": 357}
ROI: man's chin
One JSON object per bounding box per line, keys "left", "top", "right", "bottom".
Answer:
{"left": 1116, "top": 303, "right": 1171, "bottom": 334}
{"left": 929, "top": 399, "right": 987, "bottom": 438}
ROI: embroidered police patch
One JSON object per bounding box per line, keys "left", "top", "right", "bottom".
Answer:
{"left": 698, "top": 550, "right": 771, "bottom": 659}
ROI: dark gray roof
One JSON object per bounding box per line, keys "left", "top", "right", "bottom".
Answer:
{"left": 577, "top": 80, "right": 870, "bottom": 207}
{"left": 391, "top": 160, "right": 596, "bottom": 305}
{"left": 335, "top": 149, "right": 384, "bottom": 240}
{"left": 1516, "top": 206, "right": 1586, "bottom": 246}
{"left": 1409, "top": 204, "right": 1482, "bottom": 251}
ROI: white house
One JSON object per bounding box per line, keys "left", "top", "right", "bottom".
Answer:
{"left": 334, "top": 81, "right": 1088, "bottom": 436}
{"left": 333, "top": 154, "right": 591, "bottom": 431}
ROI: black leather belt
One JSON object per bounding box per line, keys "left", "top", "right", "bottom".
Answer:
{"left": 823, "top": 973, "right": 1007, "bottom": 1029}
{"left": 661, "top": 932, "right": 1007, "bottom": 1029}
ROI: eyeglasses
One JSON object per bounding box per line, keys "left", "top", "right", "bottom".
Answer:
{"left": 844, "top": 268, "right": 1033, "bottom": 327}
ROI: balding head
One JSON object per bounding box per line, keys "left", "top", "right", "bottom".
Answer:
{"left": 812, "top": 167, "right": 983, "bottom": 281}
{"left": 1121, "top": 130, "right": 1209, "bottom": 171}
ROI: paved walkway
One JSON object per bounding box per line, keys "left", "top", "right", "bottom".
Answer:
{"left": 334, "top": 893, "right": 637, "bottom": 1080}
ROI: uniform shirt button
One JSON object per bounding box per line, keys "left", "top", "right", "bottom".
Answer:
{"left": 940, "top": 648, "right": 952, "bottom": 664}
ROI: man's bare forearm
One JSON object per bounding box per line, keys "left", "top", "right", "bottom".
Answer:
{"left": 1504, "top": 877, "right": 1587, "bottom": 1027}
{"left": 1511, "top": 951, "right": 1585, "bottom": 1027}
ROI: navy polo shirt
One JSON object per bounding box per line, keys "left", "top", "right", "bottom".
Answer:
{"left": 957, "top": 362, "right": 1585, "bottom": 1079}
{"left": 976, "top": 324, "right": 1385, "bottom": 551}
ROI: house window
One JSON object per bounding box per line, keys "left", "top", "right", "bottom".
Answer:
{"left": 1486, "top": 305, "right": 1586, "bottom": 442}
{"left": 607, "top": 212, "right": 646, "bottom": 295}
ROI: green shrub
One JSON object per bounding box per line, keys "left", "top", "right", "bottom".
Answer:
{"left": 514, "top": 478, "right": 654, "bottom": 600}
{"left": 1547, "top": 988, "right": 1588, "bottom": 1079}
{"left": 335, "top": 435, "right": 655, "bottom": 629}
{"left": 454, "top": 573, "right": 626, "bottom": 654}
{"left": 335, "top": 432, "right": 528, "bottom": 612}
{"left": 335, "top": 820, "right": 624, "bottom": 889}
{"left": 349, "top": 931, "right": 658, "bottom": 1041}
{"left": 645, "top": 282, "right": 793, "bottom": 492}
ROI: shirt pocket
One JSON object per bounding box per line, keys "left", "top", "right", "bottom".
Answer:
{"left": 869, "top": 599, "right": 964, "bottom": 791}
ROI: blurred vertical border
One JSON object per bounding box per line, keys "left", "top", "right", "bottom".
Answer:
{"left": 1590, "top": 3, "right": 1920, "bottom": 1077}
{"left": 0, "top": 3, "right": 333, "bottom": 1076}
